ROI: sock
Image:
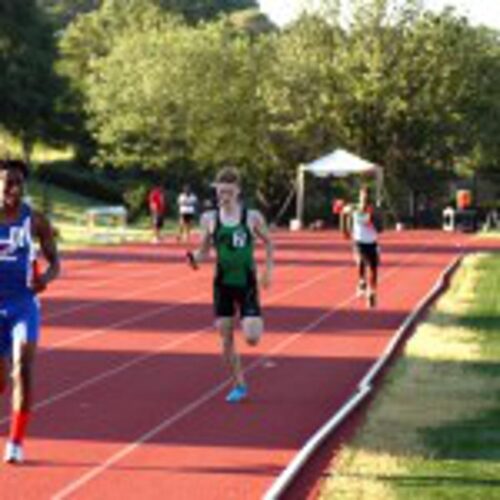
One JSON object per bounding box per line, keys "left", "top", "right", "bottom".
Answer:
{"left": 9, "top": 411, "right": 30, "bottom": 445}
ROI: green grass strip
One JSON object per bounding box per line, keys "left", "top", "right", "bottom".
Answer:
{"left": 320, "top": 253, "right": 500, "bottom": 500}
{"left": 26, "top": 179, "right": 181, "bottom": 248}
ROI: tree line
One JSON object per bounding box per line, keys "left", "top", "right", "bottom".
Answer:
{"left": 1, "top": 0, "right": 499, "bottom": 219}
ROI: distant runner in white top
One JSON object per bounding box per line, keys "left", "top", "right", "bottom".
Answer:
{"left": 177, "top": 185, "right": 198, "bottom": 243}
{"left": 344, "top": 186, "right": 381, "bottom": 308}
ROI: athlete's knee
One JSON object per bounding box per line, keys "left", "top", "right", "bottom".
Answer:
{"left": 11, "top": 362, "right": 31, "bottom": 389}
{"left": 242, "top": 317, "right": 263, "bottom": 346}
{"left": 11, "top": 340, "right": 35, "bottom": 390}
{"left": 217, "top": 318, "right": 235, "bottom": 347}
{"left": 216, "top": 318, "right": 234, "bottom": 335}
{"left": 0, "top": 357, "right": 7, "bottom": 394}
{"left": 12, "top": 365, "right": 33, "bottom": 411}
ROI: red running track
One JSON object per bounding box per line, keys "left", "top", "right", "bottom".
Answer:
{"left": 0, "top": 230, "right": 497, "bottom": 499}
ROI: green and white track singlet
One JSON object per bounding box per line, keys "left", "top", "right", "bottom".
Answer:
{"left": 214, "top": 209, "right": 255, "bottom": 287}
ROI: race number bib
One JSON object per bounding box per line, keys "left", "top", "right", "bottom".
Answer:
{"left": 232, "top": 230, "right": 248, "bottom": 249}
{"left": 10, "top": 227, "right": 27, "bottom": 248}
{"left": 0, "top": 226, "right": 27, "bottom": 256}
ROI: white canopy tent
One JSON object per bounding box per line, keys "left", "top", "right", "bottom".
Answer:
{"left": 295, "top": 149, "right": 384, "bottom": 227}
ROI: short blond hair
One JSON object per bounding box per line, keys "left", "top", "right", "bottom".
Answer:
{"left": 215, "top": 166, "right": 241, "bottom": 185}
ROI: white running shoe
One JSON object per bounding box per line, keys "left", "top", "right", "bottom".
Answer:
{"left": 4, "top": 441, "right": 24, "bottom": 464}
{"left": 356, "top": 280, "right": 367, "bottom": 298}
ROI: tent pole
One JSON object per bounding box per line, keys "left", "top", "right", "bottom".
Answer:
{"left": 376, "top": 167, "right": 384, "bottom": 207}
{"left": 296, "top": 166, "right": 305, "bottom": 228}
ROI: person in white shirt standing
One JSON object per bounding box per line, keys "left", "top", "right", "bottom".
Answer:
{"left": 344, "top": 186, "right": 380, "bottom": 308}
{"left": 177, "top": 184, "right": 198, "bottom": 243}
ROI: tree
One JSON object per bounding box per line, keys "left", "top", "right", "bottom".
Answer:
{"left": 57, "top": 0, "right": 500, "bottom": 220}
{"left": 37, "top": 0, "right": 100, "bottom": 28}
{"left": 158, "top": 0, "right": 258, "bottom": 24}
{"left": 266, "top": 0, "right": 500, "bottom": 215}
{"left": 78, "top": 9, "right": 268, "bottom": 174}
{"left": 40, "top": 0, "right": 258, "bottom": 27}
{"left": 0, "top": 0, "right": 65, "bottom": 161}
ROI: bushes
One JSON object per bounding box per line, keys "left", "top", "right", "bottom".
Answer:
{"left": 35, "top": 161, "right": 123, "bottom": 204}
{"left": 34, "top": 161, "right": 162, "bottom": 222}
{"left": 122, "top": 182, "right": 152, "bottom": 222}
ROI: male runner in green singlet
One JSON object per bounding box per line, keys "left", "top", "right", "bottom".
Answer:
{"left": 187, "top": 167, "right": 274, "bottom": 403}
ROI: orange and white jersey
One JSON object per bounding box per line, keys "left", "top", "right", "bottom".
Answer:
{"left": 352, "top": 206, "right": 377, "bottom": 244}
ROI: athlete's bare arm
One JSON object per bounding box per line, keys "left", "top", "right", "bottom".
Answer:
{"left": 32, "top": 211, "right": 61, "bottom": 293}
{"left": 187, "top": 211, "right": 213, "bottom": 270}
{"left": 342, "top": 205, "right": 353, "bottom": 239}
{"left": 252, "top": 211, "right": 274, "bottom": 289}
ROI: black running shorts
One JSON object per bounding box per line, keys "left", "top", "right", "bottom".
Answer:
{"left": 355, "top": 242, "right": 380, "bottom": 268}
{"left": 213, "top": 276, "right": 261, "bottom": 319}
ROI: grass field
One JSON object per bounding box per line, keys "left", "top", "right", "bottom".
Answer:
{"left": 320, "top": 253, "right": 500, "bottom": 500}
{"left": 26, "top": 179, "right": 168, "bottom": 247}
{"left": 0, "top": 131, "right": 74, "bottom": 164}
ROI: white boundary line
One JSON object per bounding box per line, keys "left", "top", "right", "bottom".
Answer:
{"left": 46, "top": 261, "right": 189, "bottom": 300}
{"left": 42, "top": 253, "right": 333, "bottom": 350}
{"left": 358, "top": 253, "right": 463, "bottom": 390}
{"left": 50, "top": 245, "right": 431, "bottom": 499}
{"left": 0, "top": 264, "right": 346, "bottom": 428}
{"left": 43, "top": 289, "right": 210, "bottom": 351}
{"left": 43, "top": 269, "right": 206, "bottom": 321}
{"left": 43, "top": 246, "right": 319, "bottom": 324}
{"left": 263, "top": 252, "right": 464, "bottom": 500}
{"left": 50, "top": 275, "right": 367, "bottom": 500}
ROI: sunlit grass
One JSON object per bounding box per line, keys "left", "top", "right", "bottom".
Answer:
{"left": 25, "top": 179, "right": 160, "bottom": 248}
{"left": 320, "top": 254, "right": 500, "bottom": 500}
{"left": 0, "top": 130, "right": 74, "bottom": 163}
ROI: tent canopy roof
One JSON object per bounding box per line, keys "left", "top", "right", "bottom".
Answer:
{"left": 302, "top": 149, "right": 380, "bottom": 178}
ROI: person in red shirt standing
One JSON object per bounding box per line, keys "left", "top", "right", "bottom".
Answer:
{"left": 148, "top": 186, "right": 166, "bottom": 243}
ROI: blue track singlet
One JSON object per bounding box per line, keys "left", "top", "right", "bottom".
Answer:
{"left": 0, "top": 203, "right": 40, "bottom": 355}
{"left": 0, "top": 203, "right": 36, "bottom": 300}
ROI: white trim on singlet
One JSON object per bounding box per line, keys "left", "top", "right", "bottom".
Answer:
{"left": 178, "top": 193, "right": 198, "bottom": 215}
{"left": 352, "top": 209, "right": 378, "bottom": 244}
{"left": 201, "top": 207, "right": 263, "bottom": 237}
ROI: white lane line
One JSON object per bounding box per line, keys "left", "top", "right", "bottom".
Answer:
{"left": 51, "top": 245, "right": 429, "bottom": 499}
{"left": 44, "top": 290, "right": 210, "bottom": 351}
{"left": 0, "top": 264, "right": 346, "bottom": 429}
{"left": 46, "top": 262, "right": 188, "bottom": 300}
{"left": 44, "top": 270, "right": 205, "bottom": 321}
{"left": 264, "top": 252, "right": 464, "bottom": 500}
{"left": 41, "top": 250, "right": 331, "bottom": 349}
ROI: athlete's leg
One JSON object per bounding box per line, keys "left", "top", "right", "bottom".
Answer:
{"left": 5, "top": 299, "right": 39, "bottom": 462}
{"left": 152, "top": 216, "right": 158, "bottom": 243}
{"left": 0, "top": 319, "right": 9, "bottom": 394}
{"left": 11, "top": 337, "right": 36, "bottom": 414}
{"left": 242, "top": 317, "right": 263, "bottom": 346}
{"left": 183, "top": 215, "right": 191, "bottom": 243}
{"left": 366, "top": 246, "right": 379, "bottom": 308}
{"left": 177, "top": 216, "right": 184, "bottom": 242}
{"left": 358, "top": 257, "right": 366, "bottom": 283}
{"left": 368, "top": 260, "right": 378, "bottom": 290}
{"left": 217, "top": 317, "right": 245, "bottom": 386}
{"left": 355, "top": 246, "right": 367, "bottom": 296}
{"left": 4, "top": 332, "right": 36, "bottom": 464}
{"left": 0, "top": 357, "right": 8, "bottom": 395}
{"left": 9, "top": 323, "right": 36, "bottom": 449}
{"left": 240, "top": 275, "right": 263, "bottom": 347}
{"left": 0, "top": 314, "right": 9, "bottom": 394}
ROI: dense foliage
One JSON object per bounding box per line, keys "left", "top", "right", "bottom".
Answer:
{"left": 2, "top": 0, "right": 499, "bottom": 219}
